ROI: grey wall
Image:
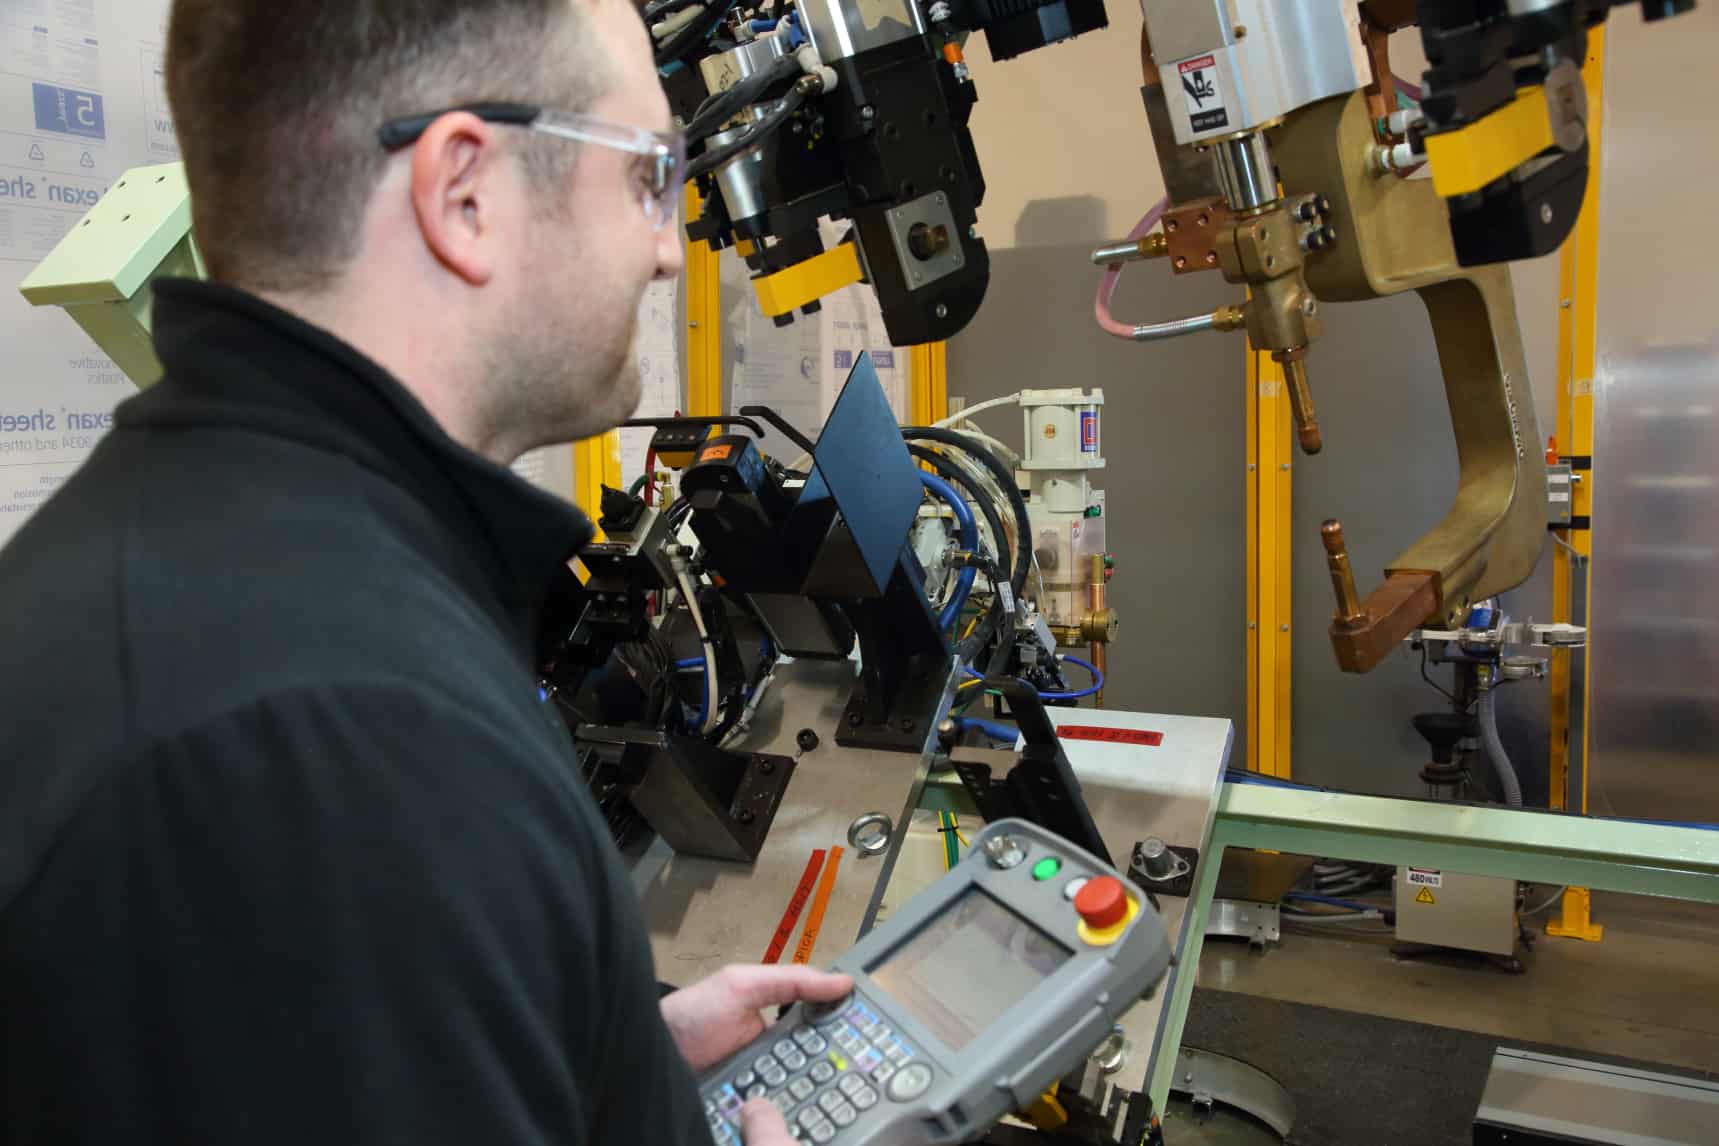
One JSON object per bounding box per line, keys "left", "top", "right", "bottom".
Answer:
{"left": 948, "top": 210, "right": 1248, "bottom": 749}
{"left": 1288, "top": 290, "right": 1556, "bottom": 799}
{"left": 950, "top": 209, "right": 1560, "bottom": 798}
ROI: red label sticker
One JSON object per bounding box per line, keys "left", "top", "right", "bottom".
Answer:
{"left": 1177, "top": 54, "right": 1215, "bottom": 74}
{"left": 793, "top": 846, "right": 844, "bottom": 965}
{"left": 762, "top": 849, "right": 826, "bottom": 964}
{"left": 1058, "top": 725, "right": 1163, "bottom": 747}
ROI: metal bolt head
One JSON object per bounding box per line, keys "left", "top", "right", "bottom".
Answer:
{"left": 796, "top": 727, "right": 820, "bottom": 753}
{"left": 1204, "top": 252, "right": 1218, "bottom": 265}
{"left": 1137, "top": 837, "right": 1176, "bottom": 880}
{"left": 758, "top": 758, "right": 775, "bottom": 774}
{"left": 899, "top": 717, "right": 916, "bottom": 733}
{"left": 860, "top": 105, "right": 875, "bottom": 120}
{"left": 982, "top": 834, "right": 1027, "bottom": 869}
{"left": 848, "top": 712, "right": 863, "bottom": 727}
{"left": 1540, "top": 202, "right": 1554, "bottom": 225}
{"left": 1092, "top": 1027, "right": 1129, "bottom": 1074}
{"left": 934, "top": 303, "right": 948, "bottom": 319}
{"left": 737, "top": 808, "right": 756, "bottom": 824}
{"left": 1280, "top": 623, "right": 1290, "bottom": 632}
{"left": 1301, "top": 297, "right": 1319, "bottom": 317}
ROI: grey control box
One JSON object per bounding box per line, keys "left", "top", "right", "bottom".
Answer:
{"left": 1547, "top": 462, "right": 1574, "bottom": 526}
{"left": 698, "top": 818, "right": 1172, "bottom": 1146}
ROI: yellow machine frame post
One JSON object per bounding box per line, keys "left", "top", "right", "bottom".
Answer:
{"left": 572, "top": 434, "right": 622, "bottom": 525}
{"left": 1547, "top": 28, "right": 1605, "bottom": 943}
{"left": 574, "top": 186, "right": 721, "bottom": 512}
{"left": 685, "top": 185, "right": 724, "bottom": 417}
{"left": 1246, "top": 348, "right": 1293, "bottom": 778}
{"left": 909, "top": 343, "right": 948, "bottom": 426}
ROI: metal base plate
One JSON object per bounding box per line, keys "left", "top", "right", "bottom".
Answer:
{"left": 1129, "top": 843, "right": 1200, "bottom": 898}
{"left": 835, "top": 654, "right": 953, "bottom": 753}
{"left": 724, "top": 751, "right": 798, "bottom": 857}
{"left": 629, "top": 657, "right": 957, "bottom": 978}
{"left": 1205, "top": 899, "right": 1280, "bottom": 948}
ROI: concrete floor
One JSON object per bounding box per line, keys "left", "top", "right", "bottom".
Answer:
{"left": 1194, "top": 889, "right": 1719, "bottom": 1076}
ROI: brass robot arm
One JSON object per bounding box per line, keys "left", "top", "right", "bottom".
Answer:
{"left": 1275, "top": 92, "right": 1546, "bottom": 672}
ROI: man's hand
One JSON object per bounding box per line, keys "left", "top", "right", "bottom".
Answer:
{"left": 661, "top": 964, "right": 853, "bottom": 1073}
{"left": 739, "top": 1098, "right": 798, "bottom": 1146}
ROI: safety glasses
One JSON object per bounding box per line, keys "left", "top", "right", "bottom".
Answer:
{"left": 378, "top": 102, "right": 687, "bottom": 230}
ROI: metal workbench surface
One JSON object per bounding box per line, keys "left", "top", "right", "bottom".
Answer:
{"left": 627, "top": 657, "right": 956, "bottom": 981}
{"left": 629, "top": 679, "right": 1234, "bottom": 1103}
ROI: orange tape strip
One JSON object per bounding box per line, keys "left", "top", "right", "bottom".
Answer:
{"left": 763, "top": 849, "right": 827, "bottom": 964}
{"left": 792, "top": 846, "right": 844, "bottom": 965}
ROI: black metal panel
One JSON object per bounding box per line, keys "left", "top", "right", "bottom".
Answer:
{"left": 1449, "top": 145, "right": 1587, "bottom": 267}
{"left": 576, "top": 726, "right": 796, "bottom": 863}
{"left": 802, "top": 352, "right": 926, "bottom": 598}
{"left": 950, "top": 681, "right": 1111, "bottom": 864}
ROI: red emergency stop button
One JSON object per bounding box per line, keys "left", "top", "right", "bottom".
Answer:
{"left": 1074, "top": 876, "right": 1128, "bottom": 929}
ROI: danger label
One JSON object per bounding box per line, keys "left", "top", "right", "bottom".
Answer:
{"left": 1058, "top": 725, "right": 1163, "bottom": 747}
{"left": 1414, "top": 886, "right": 1437, "bottom": 906}
{"left": 1177, "top": 55, "right": 1229, "bottom": 133}
{"left": 1406, "top": 868, "right": 1443, "bottom": 889}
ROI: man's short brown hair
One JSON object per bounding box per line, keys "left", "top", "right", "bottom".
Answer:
{"left": 167, "top": 0, "right": 605, "bottom": 293}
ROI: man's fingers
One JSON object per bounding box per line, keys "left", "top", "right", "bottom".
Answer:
{"left": 721, "top": 962, "right": 856, "bottom": 1010}
{"left": 724, "top": 964, "right": 855, "bottom": 1011}
{"left": 739, "top": 1099, "right": 797, "bottom": 1146}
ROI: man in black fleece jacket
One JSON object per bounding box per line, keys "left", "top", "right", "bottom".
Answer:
{"left": 0, "top": 1, "right": 847, "bottom": 1142}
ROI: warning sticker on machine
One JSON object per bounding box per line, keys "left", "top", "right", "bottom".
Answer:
{"left": 1414, "top": 886, "right": 1437, "bottom": 905}
{"left": 1177, "top": 55, "right": 1229, "bottom": 133}
{"left": 1406, "top": 867, "right": 1443, "bottom": 889}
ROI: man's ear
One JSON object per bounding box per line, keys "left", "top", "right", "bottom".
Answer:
{"left": 409, "top": 112, "right": 503, "bottom": 287}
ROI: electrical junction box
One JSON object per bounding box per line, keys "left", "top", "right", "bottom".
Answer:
{"left": 1017, "top": 389, "right": 1105, "bottom": 633}
{"left": 1020, "top": 388, "right": 1103, "bottom": 474}
{"left": 18, "top": 161, "right": 200, "bottom": 389}
{"left": 1546, "top": 462, "right": 1574, "bottom": 526}
{"left": 1394, "top": 867, "right": 1517, "bottom": 956}
{"left": 1140, "top": 0, "right": 1367, "bottom": 145}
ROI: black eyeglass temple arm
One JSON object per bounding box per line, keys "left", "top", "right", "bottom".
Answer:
{"left": 378, "top": 102, "right": 542, "bottom": 150}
